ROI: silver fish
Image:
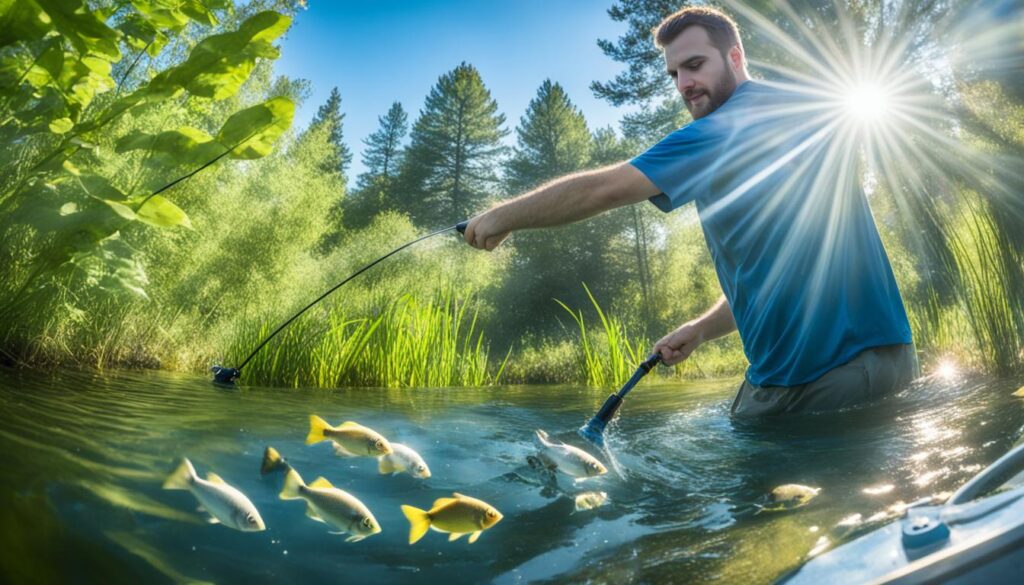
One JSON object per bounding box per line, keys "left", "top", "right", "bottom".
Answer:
{"left": 378, "top": 443, "right": 431, "bottom": 478}
{"left": 163, "top": 458, "right": 265, "bottom": 531}
{"left": 279, "top": 468, "right": 381, "bottom": 542}
{"left": 535, "top": 429, "right": 607, "bottom": 479}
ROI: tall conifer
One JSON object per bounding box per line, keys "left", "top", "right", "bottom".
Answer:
{"left": 310, "top": 86, "right": 353, "bottom": 176}
{"left": 398, "top": 62, "right": 508, "bottom": 225}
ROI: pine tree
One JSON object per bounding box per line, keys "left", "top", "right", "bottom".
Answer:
{"left": 310, "top": 86, "right": 353, "bottom": 176}
{"left": 505, "top": 80, "right": 591, "bottom": 192}
{"left": 359, "top": 101, "right": 408, "bottom": 186}
{"left": 493, "top": 82, "right": 629, "bottom": 339}
{"left": 343, "top": 102, "right": 410, "bottom": 229}
{"left": 398, "top": 62, "right": 508, "bottom": 225}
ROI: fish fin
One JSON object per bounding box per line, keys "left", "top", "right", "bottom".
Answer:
{"left": 452, "top": 492, "right": 470, "bottom": 499}
{"left": 309, "top": 476, "right": 333, "bottom": 489}
{"left": 337, "top": 421, "right": 363, "bottom": 429}
{"left": 448, "top": 532, "right": 465, "bottom": 542}
{"left": 378, "top": 456, "right": 398, "bottom": 474}
{"left": 206, "top": 472, "right": 226, "bottom": 484}
{"left": 468, "top": 531, "right": 482, "bottom": 544}
{"left": 305, "top": 504, "right": 325, "bottom": 522}
{"left": 432, "top": 497, "right": 458, "bottom": 509}
{"left": 162, "top": 458, "right": 196, "bottom": 490}
{"left": 332, "top": 443, "right": 357, "bottom": 458}
{"left": 537, "top": 453, "right": 558, "bottom": 470}
{"left": 261, "top": 446, "right": 288, "bottom": 475}
{"left": 345, "top": 535, "right": 365, "bottom": 543}
{"left": 306, "top": 414, "right": 332, "bottom": 445}
{"left": 206, "top": 516, "right": 220, "bottom": 525}
{"left": 279, "top": 468, "right": 305, "bottom": 500}
{"left": 535, "top": 429, "right": 553, "bottom": 447}
{"left": 401, "top": 505, "right": 431, "bottom": 545}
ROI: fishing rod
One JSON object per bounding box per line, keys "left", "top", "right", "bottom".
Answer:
{"left": 578, "top": 353, "right": 662, "bottom": 447}
{"left": 211, "top": 220, "right": 469, "bottom": 386}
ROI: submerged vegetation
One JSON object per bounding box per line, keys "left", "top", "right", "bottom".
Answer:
{"left": 0, "top": 1, "right": 1021, "bottom": 389}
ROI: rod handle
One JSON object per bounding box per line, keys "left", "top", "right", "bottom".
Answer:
{"left": 640, "top": 353, "right": 662, "bottom": 372}
{"left": 593, "top": 393, "right": 624, "bottom": 424}
{"left": 456, "top": 220, "right": 468, "bottom": 234}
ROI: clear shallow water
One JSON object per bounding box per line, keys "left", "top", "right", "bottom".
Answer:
{"left": 1, "top": 367, "right": 1023, "bottom": 584}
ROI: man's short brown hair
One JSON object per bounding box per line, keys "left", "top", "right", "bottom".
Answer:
{"left": 654, "top": 6, "right": 743, "bottom": 58}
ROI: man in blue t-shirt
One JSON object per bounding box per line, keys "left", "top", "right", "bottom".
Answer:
{"left": 463, "top": 6, "right": 918, "bottom": 417}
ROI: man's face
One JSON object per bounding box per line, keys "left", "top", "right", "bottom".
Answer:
{"left": 663, "top": 26, "right": 739, "bottom": 119}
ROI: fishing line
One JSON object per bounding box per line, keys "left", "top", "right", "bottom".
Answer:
{"left": 212, "top": 221, "right": 468, "bottom": 385}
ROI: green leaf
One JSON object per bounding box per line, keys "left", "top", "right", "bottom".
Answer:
{"left": 163, "top": 10, "right": 291, "bottom": 100}
{"left": 35, "top": 0, "right": 121, "bottom": 62}
{"left": 116, "top": 126, "right": 226, "bottom": 169}
{"left": 100, "top": 199, "right": 136, "bottom": 221}
{"left": 48, "top": 116, "right": 73, "bottom": 133}
{"left": 23, "top": 38, "right": 64, "bottom": 89}
{"left": 217, "top": 96, "right": 294, "bottom": 159}
{"left": 134, "top": 195, "right": 192, "bottom": 229}
{"left": 0, "top": 0, "right": 52, "bottom": 48}
{"left": 117, "top": 14, "right": 167, "bottom": 56}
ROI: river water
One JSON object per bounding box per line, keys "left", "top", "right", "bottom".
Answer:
{"left": 1, "top": 366, "right": 1022, "bottom": 584}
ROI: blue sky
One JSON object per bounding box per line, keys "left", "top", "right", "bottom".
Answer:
{"left": 275, "top": 0, "right": 638, "bottom": 179}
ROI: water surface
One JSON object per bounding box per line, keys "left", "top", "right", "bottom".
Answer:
{"left": 1, "top": 367, "right": 1022, "bottom": 583}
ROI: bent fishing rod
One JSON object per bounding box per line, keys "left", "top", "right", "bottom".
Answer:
{"left": 211, "top": 220, "right": 468, "bottom": 385}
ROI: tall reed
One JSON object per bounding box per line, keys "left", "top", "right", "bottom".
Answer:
{"left": 556, "top": 283, "right": 649, "bottom": 388}
{"left": 227, "top": 289, "right": 509, "bottom": 388}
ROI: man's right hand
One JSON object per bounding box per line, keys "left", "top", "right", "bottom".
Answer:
{"left": 652, "top": 321, "right": 705, "bottom": 366}
{"left": 463, "top": 207, "right": 511, "bottom": 252}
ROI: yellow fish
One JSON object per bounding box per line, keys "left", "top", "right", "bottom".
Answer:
{"left": 260, "top": 446, "right": 291, "bottom": 475}
{"left": 279, "top": 467, "right": 382, "bottom": 542}
{"left": 401, "top": 493, "right": 503, "bottom": 544}
{"left": 573, "top": 491, "right": 609, "bottom": 512}
{"left": 306, "top": 415, "right": 392, "bottom": 457}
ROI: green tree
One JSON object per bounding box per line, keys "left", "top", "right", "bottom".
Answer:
{"left": 398, "top": 62, "right": 508, "bottom": 226}
{"left": 309, "top": 86, "right": 352, "bottom": 176}
{"left": 360, "top": 101, "right": 407, "bottom": 184}
{"left": 505, "top": 80, "right": 591, "bottom": 191}
{"left": 341, "top": 102, "right": 409, "bottom": 229}
{"left": 493, "top": 81, "right": 630, "bottom": 340}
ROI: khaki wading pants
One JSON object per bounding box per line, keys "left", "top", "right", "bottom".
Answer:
{"left": 730, "top": 343, "right": 920, "bottom": 418}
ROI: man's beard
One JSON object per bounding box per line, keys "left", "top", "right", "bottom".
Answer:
{"left": 685, "top": 65, "right": 738, "bottom": 119}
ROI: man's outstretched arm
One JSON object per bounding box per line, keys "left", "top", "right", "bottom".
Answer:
{"left": 653, "top": 295, "right": 737, "bottom": 366}
{"left": 463, "top": 162, "right": 661, "bottom": 250}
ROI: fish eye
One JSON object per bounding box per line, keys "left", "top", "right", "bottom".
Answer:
{"left": 362, "top": 517, "right": 372, "bottom": 528}
{"left": 246, "top": 513, "right": 256, "bottom": 524}
{"left": 374, "top": 439, "right": 383, "bottom": 449}
{"left": 486, "top": 509, "right": 496, "bottom": 518}
{"left": 417, "top": 465, "right": 426, "bottom": 472}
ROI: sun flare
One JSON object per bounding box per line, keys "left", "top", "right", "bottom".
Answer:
{"left": 842, "top": 82, "right": 889, "bottom": 123}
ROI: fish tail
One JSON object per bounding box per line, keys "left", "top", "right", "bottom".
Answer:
{"left": 306, "top": 414, "right": 331, "bottom": 445}
{"left": 401, "top": 505, "right": 431, "bottom": 544}
{"left": 279, "top": 468, "right": 305, "bottom": 500}
{"left": 261, "top": 446, "right": 289, "bottom": 475}
{"left": 535, "top": 429, "right": 552, "bottom": 447}
{"left": 162, "top": 458, "right": 196, "bottom": 490}
{"left": 378, "top": 456, "right": 397, "bottom": 474}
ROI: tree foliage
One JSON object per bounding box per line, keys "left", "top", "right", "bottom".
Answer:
{"left": 0, "top": 1, "right": 295, "bottom": 317}
{"left": 398, "top": 62, "right": 507, "bottom": 226}
{"left": 309, "top": 86, "right": 352, "bottom": 176}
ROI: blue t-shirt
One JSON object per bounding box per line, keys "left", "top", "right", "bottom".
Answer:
{"left": 631, "top": 79, "right": 912, "bottom": 386}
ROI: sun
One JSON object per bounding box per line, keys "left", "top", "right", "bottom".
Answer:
{"left": 842, "top": 82, "right": 890, "bottom": 123}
